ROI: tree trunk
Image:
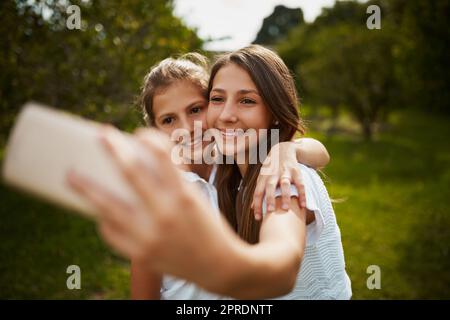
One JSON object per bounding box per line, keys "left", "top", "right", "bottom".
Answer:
{"left": 361, "top": 119, "right": 373, "bottom": 141}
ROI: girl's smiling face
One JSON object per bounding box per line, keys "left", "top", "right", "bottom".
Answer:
{"left": 207, "top": 63, "right": 273, "bottom": 157}
{"left": 152, "top": 80, "right": 209, "bottom": 156}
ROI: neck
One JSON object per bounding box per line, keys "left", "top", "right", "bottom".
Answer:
{"left": 236, "top": 145, "right": 258, "bottom": 178}
{"left": 237, "top": 162, "right": 248, "bottom": 178}
{"left": 190, "top": 163, "right": 212, "bottom": 181}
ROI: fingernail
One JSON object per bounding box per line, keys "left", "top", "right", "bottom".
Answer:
{"left": 282, "top": 203, "right": 289, "bottom": 210}
{"left": 268, "top": 204, "right": 274, "bottom": 212}
{"left": 301, "top": 201, "right": 306, "bottom": 208}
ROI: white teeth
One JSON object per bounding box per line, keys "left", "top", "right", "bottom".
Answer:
{"left": 221, "top": 130, "right": 243, "bottom": 137}
{"left": 222, "top": 132, "right": 236, "bottom": 137}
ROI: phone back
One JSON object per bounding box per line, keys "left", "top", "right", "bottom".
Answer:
{"left": 1, "top": 102, "right": 139, "bottom": 218}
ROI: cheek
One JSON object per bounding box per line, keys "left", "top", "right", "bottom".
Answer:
{"left": 196, "top": 111, "right": 209, "bottom": 130}
{"left": 155, "top": 125, "right": 175, "bottom": 138}
{"left": 244, "top": 105, "right": 273, "bottom": 130}
{"left": 259, "top": 105, "right": 273, "bottom": 129}
{"left": 206, "top": 104, "right": 220, "bottom": 128}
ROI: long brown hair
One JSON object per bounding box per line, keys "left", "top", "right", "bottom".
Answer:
{"left": 209, "top": 45, "right": 305, "bottom": 244}
{"left": 139, "top": 53, "right": 210, "bottom": 126}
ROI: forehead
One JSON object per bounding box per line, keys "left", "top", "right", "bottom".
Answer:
{"left": 212, "top": 63, "right": 257, "bottom": 92}
{"left": 153, "top": 80, "right": 206, "bottom": 117}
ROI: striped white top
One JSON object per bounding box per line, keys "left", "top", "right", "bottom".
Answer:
{"left": 263, "top": 164, "right": 352, "bottom": 300}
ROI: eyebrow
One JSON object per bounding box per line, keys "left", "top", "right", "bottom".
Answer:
{"left": 211, "top": 88, "right": 260, "bottom": 96}
{"left": 156, "top": 100, "right": 205, "bottom": 122}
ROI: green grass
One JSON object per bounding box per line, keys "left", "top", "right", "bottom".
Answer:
{"left": 0, "top": 191, "right": 130, "bottom": 299}
{"left": 0, "top": 110, "right": 449, "bottom": 299}
{"left": 308, "top": 110, "right": 450, "bottom": 299}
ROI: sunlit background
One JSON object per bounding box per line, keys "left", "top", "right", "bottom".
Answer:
{"left": 173, "top": 0, "right": 337, "bottom": 51}
{"left": 0, "top": 0, "right": 449, "bottom": 299}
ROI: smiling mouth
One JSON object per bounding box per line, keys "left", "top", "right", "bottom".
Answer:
{"left": 220, "top": 129, "right": 245, "bottom": 138}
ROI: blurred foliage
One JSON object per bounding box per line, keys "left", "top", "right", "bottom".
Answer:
{"left": 300, "top": 24, "right": 398, "bottom": 140}
{"left": 0, "top": 0, "right": 203, "bottom": 141}
{"left": 253, "top": 5, "right": 304, "bottom": 46}
{"left": 384, "top": 0, "right": 449, "bottom": 115}
{"left": 275, "top": 0, "right": 449, "bottom": 140}
{"left": 0, "top": 0, "right": 203, "bottom": 295}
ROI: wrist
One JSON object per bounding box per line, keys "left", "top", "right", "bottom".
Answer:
{"left": 205, "top": 234, "right": 254, "bottom": 296}
{"left": 275, "top": 141, "right": 297, "bottom": 161}
{"left": 212, "top": 240, "right": 290, "bottom": 299}
{"left": 282, "top": 141, "right": 300, "bottom": 163}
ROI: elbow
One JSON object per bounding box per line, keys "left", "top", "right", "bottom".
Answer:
{"left": 317, "top": 148, "right": 330, "bottom": 169}
{"left": 208, "top": 241, "right": 303, "bottom": 299}
{"left": 273, "top": 255, "right": 302, "bottom": 296}
{"left": 257, "top": 244, "right": 303, "bottom": 298}
{"left": 282, "top": 271, "right": 299, "bottom": 296}
{"left": 322, "top": 150, "right": 331, "bottom": 168}
{"left": 313, "top": 139, "right": 330, "bottom": 169}
{"left": 216, "top": 261, "right": 300, "bottom": 299}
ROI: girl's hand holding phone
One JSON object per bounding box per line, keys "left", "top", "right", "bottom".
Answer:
{"left": 67, "top": 127, "right": 238, "bottom": 287}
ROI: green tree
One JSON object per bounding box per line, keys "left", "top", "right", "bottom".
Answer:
{"left": 278, "top": 0, "right": 450, "bottom": 123}
{"left": 0, "top": 0, "right": 203, "bottom": 143}
{"left": 277, "top": 1, "right": 400, "bottom": 140}
{"left": 277, "top": 1, "right": 366, "bottom": 95}
{"left": 253, "top": 5, "right": 304, "bottom": 46}
{"left": 302, "top": 24, "right": 398, "bottom": 140}
{"left": 379, "top": 0, "right": 450, "bottom": 114}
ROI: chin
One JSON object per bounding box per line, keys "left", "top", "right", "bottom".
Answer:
{"left": 217, "top": 140, "right": 248, "bottom": 158}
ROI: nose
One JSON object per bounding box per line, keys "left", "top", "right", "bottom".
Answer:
{"left": 179, "top": 116, "right": 196, "bottom": 140}
{"left": 218, "top": 100, "right": 238, "bottom": 124}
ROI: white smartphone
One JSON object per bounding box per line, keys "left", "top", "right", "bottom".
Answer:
{"left": 1, "top": 102, "right": 140, "bottom": 218}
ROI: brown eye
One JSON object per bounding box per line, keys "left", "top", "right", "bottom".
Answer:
{"left": 162, "top": 117, "right": 174, "bottom": 125}
{"left": 190, "top": 106, "right": 202, "bottom": 114}
{"left": 210, "top": 96, "right": 224, "bottom": 103}
{"left": 241, "top": 98, "right": 256, "bottom": 105}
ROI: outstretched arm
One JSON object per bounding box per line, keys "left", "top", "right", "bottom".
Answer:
{"left": 131, "top": 259, "right": 162, "bottom": 299}
{"left": 216, "top": 197, "right": 307, "bottom": 298}
{"left": 67, "top": 127, "right": 308, "bottom": 299}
